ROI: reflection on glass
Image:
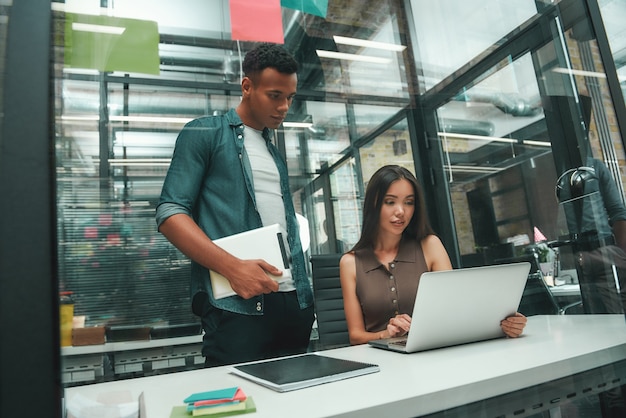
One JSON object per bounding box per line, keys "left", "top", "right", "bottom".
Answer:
{"left": 359, "top": 118, "right": 414, "bottom": 182}
{"left": 598, "top": 0, "right": 626, "bottom": 100}
{"left": 437, "top": 52, "right": 553, "bottom": 261}
{"left": 331, "top": 159, "right": 361, "bottom": 250}
{"left": 54, "top": 0, "right": 414, "bottom": 386}
{"left": 307, "top": 160, "right": 360, "bottom": 255}
{"left": 436, "top": 7, "right": 626, "bottom": 337}
{"left": 286, "top": 101, "right": 350, "bottom": 173}
{"left": 314, "top": 3, "right": 408, "bottom": 98}
{"left": 353, "top": 103, "right": 404, "bottom": 137}
{"left": 310, "top": 188, "right": 330, "bottom": 254}
{"left": 409, "top": 0, "right": 537, "bottom": 90}
{"left": 44, "top": 0, "right": 626, "bottom": 415}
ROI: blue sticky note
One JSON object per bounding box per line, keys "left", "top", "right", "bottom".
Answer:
{"left": 183, "top": 387, "right": 239, "bottom": 404}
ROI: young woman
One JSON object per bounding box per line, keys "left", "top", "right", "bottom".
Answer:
{"left": 339, "top": 165, "right": 526, "bottom": 345}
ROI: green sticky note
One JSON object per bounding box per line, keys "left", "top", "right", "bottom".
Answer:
{"left": 170, "top": 397, "right": 257, "bottom": 418}
{"left": 281, "top": 0, "right": 328, "bottom": 18}
{"left": 65, "top": 13, "right": 160, "bottom": 75}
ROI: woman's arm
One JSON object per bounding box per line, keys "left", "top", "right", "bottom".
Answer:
{"left": 340, "top": 253, "right": 390, "bottom": 345}
{"left": 421, "top": 234, "right": 453, "bottom": 272}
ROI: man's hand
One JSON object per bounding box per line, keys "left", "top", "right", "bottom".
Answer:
{"left": 227, "top": 259, "right": 281, "bottom": 299}
{"left": 158, "top": 215, "right": 283, "bottom": 299}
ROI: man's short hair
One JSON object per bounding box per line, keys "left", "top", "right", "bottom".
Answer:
{"left": 242, "top": 43, "right": 298, "bottom": 79}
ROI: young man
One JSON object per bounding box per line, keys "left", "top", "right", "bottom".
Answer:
{"left": 557, "top": 157, "right": 626, "bottom": 314}
{"left": 156, "top": 43, "right": 314, "bottom": 367}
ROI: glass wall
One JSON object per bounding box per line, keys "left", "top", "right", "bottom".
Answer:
{"left": 410, "top": 0, "right": 538, "bottom": 90}
{"left": 599, "top": 0, "right": 626, "bottom": 104}
{"left": 53, "top": 0, "right": 414, "bottom": 384}
{"left": 47, "top": 0, "right": 626, "bottom": 415}
{"left": 411, "top": 0, "right": 626, "bottom": 263}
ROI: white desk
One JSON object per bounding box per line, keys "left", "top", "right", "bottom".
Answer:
{"left": 61, "top": 335, "right": 203, "bottom": 384}
{"left": 61, "top": 335, "right": 203, "bottom": 357}
{"left": 549, "top": 284, "right": 581, "bottom": 298}
{"left": 65, "top": 315, "right": 626, "bottom": 418}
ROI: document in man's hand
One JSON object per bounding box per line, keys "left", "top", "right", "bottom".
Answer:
{"left": 229, "top": 353, "right": 380, "bottom": 392}
{"left": 210, "top": 224, "right": 291, "bottom": 299}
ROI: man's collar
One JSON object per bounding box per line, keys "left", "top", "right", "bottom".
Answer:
{"left": 226, "top": 108, "right": 243, "bottom": 126}
{"left": 226, "top": 109, "right": 271, "bottom": 142}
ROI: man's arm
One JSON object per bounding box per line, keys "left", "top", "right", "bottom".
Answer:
{"left": 159, "top": 213, "right": 280, "bottom": 298}
{"left": 593, "top": 159, "right": 626, "bottom": 253}
{"left": 612, "top": 220, "right": 626, "bottom": 254}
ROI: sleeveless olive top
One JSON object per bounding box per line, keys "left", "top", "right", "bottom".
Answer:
{"left": 354, "top": 238, "right": 428, "bottom": 332}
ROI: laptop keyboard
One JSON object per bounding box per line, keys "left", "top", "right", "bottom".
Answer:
{"left": 389, "top": 338, "right": 407, "bottom": 347}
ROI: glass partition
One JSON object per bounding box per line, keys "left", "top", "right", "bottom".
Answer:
{"left": 53, "top": 0, "right": 413, "bottom": 386}
{"left": 422, "top": 1, "right": 626, "bottom": 309}
{"left": 409, "top": 0, "right": 538, "bottom": 90}
{"left": 50, "top": 1, "right": 626, "bottom": 415}
{"left": 330, "top": 159, "right": 362, "bottom": 251}
{"left": 434, "top": 51, "right": 550, "bottom": 259}
{"left": 599, "top": 0, "right": 626, "bottom": 103}
{"left": 307, "top": 159, "right": 362, "bottom": 255}
{"left": 359, "top": 118, "right": 414, "bottom": 180}
{"left": 285, "top": 100, "right": 351, "bottom": 174}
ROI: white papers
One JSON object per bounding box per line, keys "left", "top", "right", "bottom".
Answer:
{"left": 210, "top": 224, "right": 291, "bottom": 299}
{"left": 66, "top": 392, "right": 144, "bottom": 418}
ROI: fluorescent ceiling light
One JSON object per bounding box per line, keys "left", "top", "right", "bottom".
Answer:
{"left": 61, "top": 115, "right": 99, "bottom": 122}
{"left": 72, "top": 22, "right": 126, "bottom": 35}
{"left": 333, "top": 35, "right": 406, "bottom": 52}
{"left": 109, "top": 201, "right": 152, "bottom": 208}
{"left": 445, "top": 165, "right": 504, "bottom": 173}
{"left": 62, "top": 68, "right": 100, "bottom": 76}
{"left": 316, "top": 50, "right": 391, "bottom": 64}
{"left": 438, "top": 131, "right": 551, "bottom": 147}
{"left": 63, "top": 115, "right": 321, "bottom": 130}
{"left": 61, "top": 115, "right": 192, "bottom": 124}
{"left": 522, "top": 139, "right": 551, "bottom": 147}
{"left": 553, "top": 67, "right": 626, "bottom": 83}
{"left": 109, "top": 158, "right": 171, "bottom": 167}
{"left": 552, "top": 67, "right": 606, "bottom": 79}
{"left": 438, "top": 132, "right": 517, "bottom": 144}
{"left": 283, "top": 122, "right": 313, "bottom": 128}
{"left": 110, "top": 115, "right": 192, "bottom": 124}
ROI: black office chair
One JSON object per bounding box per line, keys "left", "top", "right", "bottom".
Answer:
{"left": 518, "top": 269, "right": 582, "bottom": 316}
{"left": 505, "top": 253, "right": 582, "bottom": 316}
{"left": 310, "top": 254, "right": 350, "bottom": 350}
{"left": 518, "top": 271, "right": 562, "bottom": 316}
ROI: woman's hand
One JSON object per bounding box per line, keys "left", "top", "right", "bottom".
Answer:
{"left": 386, "top": 314, "right": 412, "bottom": 337}
{"left": 500, "top": 312, "right": 527, "bottom": 338}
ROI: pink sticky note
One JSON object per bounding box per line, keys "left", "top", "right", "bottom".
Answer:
{"left": 230, "top": 0, "right": 284, "bottom": 44}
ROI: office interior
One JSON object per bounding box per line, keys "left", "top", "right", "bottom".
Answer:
{"left": 2, "top": 0, "right": 626, "bottom": 416}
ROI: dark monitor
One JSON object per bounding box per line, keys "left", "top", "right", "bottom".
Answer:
{"left": 494, "top": 254, "right": 540, "bottom": 273}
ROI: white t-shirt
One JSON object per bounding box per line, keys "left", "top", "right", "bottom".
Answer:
{"left": 244, "top": 126, "right": 295, "bottom": 292}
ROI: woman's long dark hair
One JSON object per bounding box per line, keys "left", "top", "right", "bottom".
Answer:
{"left": 351, "top": 165, "right": 434, "bottom": 251}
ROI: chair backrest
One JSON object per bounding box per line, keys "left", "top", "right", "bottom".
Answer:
{"left": 518, "top": 271, "right": 560, "bottom": 316}
{"left": 310, "top": 254, "right": 350, "bottom": 349}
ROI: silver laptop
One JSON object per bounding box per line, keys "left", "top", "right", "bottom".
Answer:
{"left": 368, "top": 262, "right": 530, "bottom": 353}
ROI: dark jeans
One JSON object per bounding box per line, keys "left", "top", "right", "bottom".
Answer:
{"left": 577, "top": 245, "right": 626, "bottom": 314}
{"left": 201, "top": 291, "right": 315, "bottom": 367}
{"left": 576, "top": 245, "right": 626, "bottom": 417}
